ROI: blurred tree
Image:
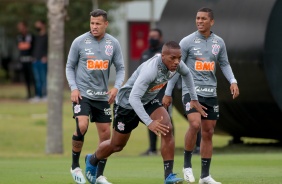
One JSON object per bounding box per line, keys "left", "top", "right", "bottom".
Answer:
{"left": 46, "top": 0, "right": 66, "bottom": 154}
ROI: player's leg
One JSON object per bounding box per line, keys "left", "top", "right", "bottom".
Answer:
{"left": 149, "top": 105, "right": 183, "bottom": 184}
{"left": 182, "top": 94, "right": 201, "bottom": 183}
{"left": 193, "top": 130, "right": 201, "bottom": 154}
{"left": 72, "top": 116, "right": 89, "bottom": 167}
{"left": 85, "top": 104, "right": 138, "bottom": 184}
{"left": 199, "top": 119, "right": 221, "bottom": 184}
{"left": 95, "top": 123, "right": 112, "bottom": 184}
{"left": 85, "top": 130, "right": 131, "bottom": 184}
{"left": 200, "top": 119, "right": 216, "bottom": 176}
{"left": 70, "top": 98, "right": 90, "bottom": 184}
{"left": 71, "top": 116, "right": 88, "bottom": 184}
{"left": 167, "top": 102, "right": 175, "bottom": 136}
{"left": 140, "top": 129, "right": 158, "bottom": 156}
{"left": 91, "top": 101, "right": 112, "bottom": 184}
{"left": 199, "top": 97, "right": 221, "bottom": 184}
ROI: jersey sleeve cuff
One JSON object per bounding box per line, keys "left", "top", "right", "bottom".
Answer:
{"left": 71, "top": 86, "right": 78, "bottom": 91}
{"left": 230, "top": 79, "right": 237, "bottom": 84}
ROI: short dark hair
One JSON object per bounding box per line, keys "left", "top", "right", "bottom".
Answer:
{"left": 90, "top": 9, "right": 108, "bottom": 21}
{"left": 198, "top": 7, "right": 214, "bottom": 20}
{"left": 150, "top": 28, "right": 162, "bottom": 37}
{"left": 164, "top": 41, "right": 180, "bottom": 50}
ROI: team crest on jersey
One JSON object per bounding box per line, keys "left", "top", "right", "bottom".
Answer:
{"left": 105, "top": 45, "right": 113, "bottom": 56}
{"left": 212, "top": 44, "right": 220, "bottom": 55}
{"left": 74, "top": 104, "right": 81, "bottom": 114}
{"left": 117, "top": 122, "right": 125, "bottom": 131}
{"left": 105, "top": 38, "right": 112, "bottom": 44}
{"left": 84, "top": 38, "right": 91, "bottom": 44}
{"left": 194, "top": 37, "right": 201, "bottom": 43}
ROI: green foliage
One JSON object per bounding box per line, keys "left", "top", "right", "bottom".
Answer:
{"left": 0, "top": 0, "right": 122, "bottom": 67}
{"left": 0, "top": 1, "right": 120, "bottom": 37}
{"left": 0, "top": 2, "right": 47, "bottom": 36}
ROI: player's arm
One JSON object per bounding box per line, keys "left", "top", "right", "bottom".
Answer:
{"left": 112, "top": 40, "right": 125, "bottom": 90}
{"left": 178, "top": 61, "right": 208, "bottom": 117}
{"left": 163, "top": 72, "right": 180, "bottom": 108}
{"left": 218, "top": 41, "right": 239, "bottom": 99}
{"left": 108, "top": 41, "right": 125, "bottom": 104}
{"left": 129, "top": 66, "right": 169, "bottom": 136}
{"left": 65, "top": 39, "right": 81, "bottom": 103}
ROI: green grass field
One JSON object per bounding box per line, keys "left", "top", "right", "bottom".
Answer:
{"left": 0, "top": 84, "right": 282, "bottom": 184}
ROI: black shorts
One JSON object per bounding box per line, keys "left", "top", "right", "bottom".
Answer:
{"left": 182, "top": 93, "right": 219, "bottom": 120}
{"left": 113, "top": 98, "right": 163, "bottom": 134}
{"left": 72, "top": 97, "right": 112, "bottom": 123}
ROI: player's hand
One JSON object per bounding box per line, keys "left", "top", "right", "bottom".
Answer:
{"left": 190, "top": 100, "right": 208, "bottom": 117}
{"left": 107, "top": 87, "right": 118, "bottom": 104}
{"left": 71, "top": 89, "right": 82, "bottom": 104}
{"left": 230, "top": 83, "right": 239, "bottom": 99}
{"left": 148, "top": 116, "right": 170, "bottom": 136}
{"left": 162, "top": 95, "right": 172, "bottom": 109}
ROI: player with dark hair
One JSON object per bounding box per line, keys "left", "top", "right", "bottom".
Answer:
{"left": 163, "top": 7, "right": 239, "bottom": 184}
{"left": 139, "top": 28, "right": 175, "bottom": 156}
{"left": 84, "top": 41, "right": 208, "bottom": 184}
{"left": 66, "top": 9, "right": 125, "bottom": 184}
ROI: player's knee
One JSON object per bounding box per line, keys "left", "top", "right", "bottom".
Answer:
{"left": 113, "top": 146, "right": 124, "bottom": 152}
{"left": 112, "top": 144, "right": 125, "bottom": 152}
{"left": 99, "top": 134, "right": 111, "bottom": 143}
{"left": 190, "top": 122, "right": 201, "bottom": 131}
{"left": 202, "top": 128, "right": 214, "bottom": 140}
{"left": 73, "top": 118, "right": 88, "bottom": 141}
{"left": 101, "top": 128, "right": 111, "bottom": 138}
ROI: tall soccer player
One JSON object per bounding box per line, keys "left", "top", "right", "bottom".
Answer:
{"left": 163, "top": 7, "right": 239, "bottom": 184}
{"left": 66, "top": 9, "right": 125, "bottom": 184}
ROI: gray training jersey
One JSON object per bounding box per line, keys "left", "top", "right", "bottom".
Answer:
{"left": 166, "top": 31, "right": 237, "bottom": 98}
{"left": 116, "top": 54, "right": 198, "bottom": 126}
{"left": 66, "top": 32, "right": 125, "bottom": 101}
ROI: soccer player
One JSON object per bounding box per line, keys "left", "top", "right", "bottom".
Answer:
{"left": 66, "top": 9, "right": 125, "bottom": 184}
{"left": 84, "top": 41, "right": 208, "bottom": 184}
{"left": 139, "top": 28, "right": 175, "bottom": 156}
{"left": 163, "top": 7, "right": 239, "bottom": 184}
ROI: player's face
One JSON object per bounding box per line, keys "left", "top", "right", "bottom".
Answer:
{"left": 162, "top": 48, "right": 181, "bottom": 72}
{"left": 196, "top": 12, "right": 214, "bottom": 34}
{"left": 90, "top": 16, "right": 108, "bottom": 40}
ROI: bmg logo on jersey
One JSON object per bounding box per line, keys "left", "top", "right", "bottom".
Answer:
{"left": 149, "top": 83, "right": 166, "bottom": 92}
{"left": 104, "top": 108, "right": 111, "bottom": 116}
{"left": 195, "top": 60, "right": 215, "bottom": 71}
{"left": 87, "top": 60, "right": 109, "bottom": 70}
